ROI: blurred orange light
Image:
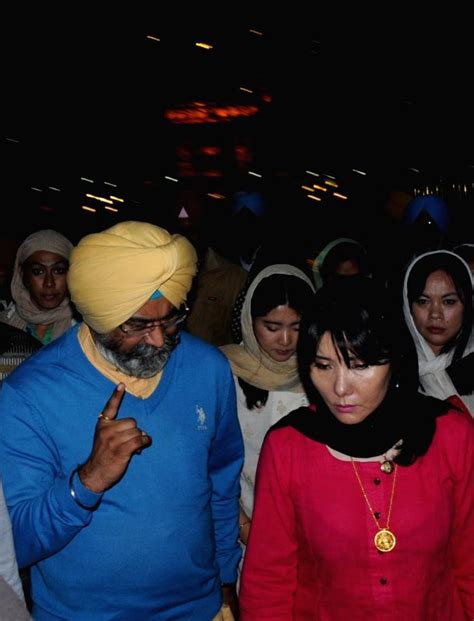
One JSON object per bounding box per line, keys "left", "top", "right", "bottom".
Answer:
{"left": 165, "top": 101, "right": 259, "bottom": 124}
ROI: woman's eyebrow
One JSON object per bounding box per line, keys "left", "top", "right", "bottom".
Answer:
{"left": 25, "top": 260, "right": 68, "bottom": 268}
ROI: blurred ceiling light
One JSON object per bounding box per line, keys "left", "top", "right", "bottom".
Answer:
{"left": 104, "top": 181, "right": 118, "bottom": 187}
{"left": 240, "top": 87, "right": 253, "bottom": 93}
{"left": 165, "top": 176, "right": 178, "bottom": 182}
{"left": 49, "top": 186, "right": 61, "bottom": 192}
{"left": 110, "top": 195, "right": 124, "bottom": 202}
{"left": 82, "top": 206, "right": 96, "bottom": 212}
{"left": 301, "top": 185, "right": 314, "bottom": 192}
{"left": 195, "top": 42, "right": 213, "bottom": 50}
{"left": 146, "top": 35, "right": 160, "bottom": 42}
{"left": 352, "top": 169, "right": 367, "bottom": 176}
{"left": 313, "top": 184, "right": 327, "bottom": 192}
{"left": 81, "top": 177, "right": 94, "bottom": 183}
{"left": 333, "top": 192, "right": 348, "bottom": 200}
{"left": 248, "top": 171, "right": 262, "bottom": 177}
{"left": 207, "top": 193, "right": 226, "bottom": 199}
{"left": 86, "top": 193, "right": 113, "bottom": 204}
{"left": 31, "top": 187, "right": 42, "bottom": 192}
{"left": 249, "top": 29, "right": 263, "bottom": 35}
{"left": 307, "top": 194, "right": 322, "bottom": 201}
{"left": 105, "top": 206, "right": 118, "bottom": 213}
{"left": 306, "top": 170, "right": 320, "bottom": 177}
{"left": 324, "top": 180, "right": 338, "bottom": 188}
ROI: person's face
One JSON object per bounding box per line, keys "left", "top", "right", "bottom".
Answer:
{"left": 335, "top": 258, "right": 360, "bottom": 277}
{"left": 21, "top": 250, "right": 69, "bottom": 310}
{"left": 309, "top": 331, "right": 391, "bottom": 425}
{"left": 94, "top": 297, "right": 182, "bottom": 378}
{"left": 253, "top": 304, "right": 301, "bottom": 362}
{"left": 410, "top": 269, "right": 464, "bottom": 355}
{"left": 110, "top": 297, "right": 178, "bottom": 354}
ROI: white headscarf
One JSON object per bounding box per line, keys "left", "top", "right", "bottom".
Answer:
{"left": 402, "top": 250, "right": 474, "bottom": 415}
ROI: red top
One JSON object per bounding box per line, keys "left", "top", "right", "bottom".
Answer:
{"left": 240, "top": 410, "right": 474, "bottom": 620}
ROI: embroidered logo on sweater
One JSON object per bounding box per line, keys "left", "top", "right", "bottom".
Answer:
{"left": 196, "top": 405, "right": 207, "bottom": 430}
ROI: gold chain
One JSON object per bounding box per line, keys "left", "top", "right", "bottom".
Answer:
{"left": 351, "top": 459, "right": 398, "bottom": 531}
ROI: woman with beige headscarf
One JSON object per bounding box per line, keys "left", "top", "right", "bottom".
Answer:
{"left": 0, "top": 230, "right": 75, "bottom": 345}
{"left": 221, "top": 264, "right": 315, "bottom": 548}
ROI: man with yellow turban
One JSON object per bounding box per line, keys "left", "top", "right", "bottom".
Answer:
{"left": 0, "top": 221, "right": 243, "bottom": 621}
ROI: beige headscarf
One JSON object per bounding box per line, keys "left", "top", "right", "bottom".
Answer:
{"left": 221, "top": 264, "right": 315, "bottom": 392}
{"left": 0, "top": 229, "right": 74, "bottom": 340}
{"left": 68, "top": 221, "right": 197, "bottom": 333}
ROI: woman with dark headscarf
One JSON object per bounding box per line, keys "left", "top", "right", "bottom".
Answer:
{"left": 0, "top": 230, "right": 75, "bottom": 344}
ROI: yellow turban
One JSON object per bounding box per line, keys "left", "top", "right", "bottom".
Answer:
{"left": 68, "top": 221, "right": 197, "bottom": 333}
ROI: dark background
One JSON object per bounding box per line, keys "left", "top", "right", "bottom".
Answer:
{"left": 2, "top": 11, "right": 473, "bottom": 248}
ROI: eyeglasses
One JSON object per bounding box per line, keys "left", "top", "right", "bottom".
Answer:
{"left": 119, "top": 306, "right": 188, "bottom": 338}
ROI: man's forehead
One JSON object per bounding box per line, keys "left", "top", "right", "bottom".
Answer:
{"left": 131, "top": 296, "right": 175, "bottom": 320}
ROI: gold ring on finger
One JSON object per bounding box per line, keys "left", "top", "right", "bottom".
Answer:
{"left": 98, "top": 413, "right": 112, "bottom": 422}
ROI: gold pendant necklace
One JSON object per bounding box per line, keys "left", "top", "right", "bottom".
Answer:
{"left": 351, "top": 458, "right": 398, "bottom": 553}
{"left": 380, "top": 459, "right": 394, "bottom": 474}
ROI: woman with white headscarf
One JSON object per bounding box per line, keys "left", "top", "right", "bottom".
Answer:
{"left": 0, "top": 230, "right": 75, "bottom": 345}
{"left": 402, "top": 250, "right": 474, "bottom": 416}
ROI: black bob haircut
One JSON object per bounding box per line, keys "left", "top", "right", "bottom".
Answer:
{"left": 298, "top": 278, "right": 418, "bottom": 403}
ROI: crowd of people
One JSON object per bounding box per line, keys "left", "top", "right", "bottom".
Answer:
{"left": 0, "top": 200, "right": 472, "bottom": 619}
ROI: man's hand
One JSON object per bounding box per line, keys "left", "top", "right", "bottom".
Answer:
{"left": 221, "top": 583, "right": 239, "bottom": 620}
{"left": 79, "top": 383, "right": 152, "bottom": 493}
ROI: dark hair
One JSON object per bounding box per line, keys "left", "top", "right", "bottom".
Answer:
{"left": 452, "top": 244, "right": 474, "bottom": 266}
{"left": 407, "top": 252, "right": 472, "bottom": 360}
{"left": 320, "top": 242, "right": 369, "bottom": 284}
{"left": 298, "top": 278, "right": 418, "bottom": 404}
{"left": 251, "top": 274, "right": 313, "bottom": 319}
{"left": 239, "top": 273, "right": 314, "bottom": 410}
{"left": 296, "top": 279, "right": 450, "bottom": 466}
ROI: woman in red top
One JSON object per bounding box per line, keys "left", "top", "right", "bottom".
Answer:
{"left": 239, "top": 278, "right": 474, "bottom": 620}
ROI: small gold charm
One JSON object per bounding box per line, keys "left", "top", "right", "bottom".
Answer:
{"left": 374, "top": 528, "right": 396, "bottom": 552}
{"left": 380, "top": 460, "right": 394, "bottom": 474}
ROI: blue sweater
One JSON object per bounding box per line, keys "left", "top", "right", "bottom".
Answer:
{"left": 0, "top": 325, "right": 243, "bottom": 620}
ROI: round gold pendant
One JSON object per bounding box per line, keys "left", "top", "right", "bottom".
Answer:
{"left": 380, "top": 460, "right": 394, "bottom": 474}
{"left": 374, "top": 528, "right": 396, "bottom": 552}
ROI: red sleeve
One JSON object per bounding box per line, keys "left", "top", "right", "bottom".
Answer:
{"left": 239, "top": 430, "right": 298, "bottom": 621}
{"left": 447, "top": 394, "right": 472, "bottom": 421}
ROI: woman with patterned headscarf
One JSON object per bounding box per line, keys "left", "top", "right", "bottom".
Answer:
{"left": 0, "top": 230, "right": 75, "bottom": 345}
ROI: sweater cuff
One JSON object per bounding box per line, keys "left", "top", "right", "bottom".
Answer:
{"left": 53, "top": 471, "right": 103, "bottom": 520}
{"left": 69, "top": 469, "right": 103, "bottom": 510}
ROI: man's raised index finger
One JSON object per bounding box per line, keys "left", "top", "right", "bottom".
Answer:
{"left": 99, "top": 383, "right": 126, "bottom": 421}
